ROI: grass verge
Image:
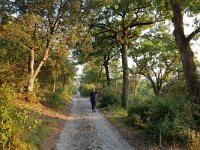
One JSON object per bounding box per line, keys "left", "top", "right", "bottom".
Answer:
{"left": 100, "top": 107, "right": 162, "bottom": 150}
{"left": 13, "top": 99, "right": 71, "bottom": 150}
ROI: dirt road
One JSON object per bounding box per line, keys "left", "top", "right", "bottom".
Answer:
{"left": 56, "top": 96, "right": 134, "bottom": 150}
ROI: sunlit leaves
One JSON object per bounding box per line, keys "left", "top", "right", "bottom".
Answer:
{"left": 130, "top": 23, "right": 181, "bottom": 95}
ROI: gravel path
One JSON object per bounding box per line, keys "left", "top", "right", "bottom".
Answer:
{"left": 56, "top": 96, "right": 134, "bottom": 150}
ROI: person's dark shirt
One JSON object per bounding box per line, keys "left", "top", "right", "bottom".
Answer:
{"left": 90, "top": 91, "right": 96, "bottom": 101}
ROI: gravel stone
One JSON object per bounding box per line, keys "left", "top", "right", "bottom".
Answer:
{"left": 56, "top": 96, "right": 134, "bottom": 150}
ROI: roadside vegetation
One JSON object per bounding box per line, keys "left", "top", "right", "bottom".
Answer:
{"left": 0, "top": 1, "right": 78, "bottom": 149}
{"left": 96, "top": 82, "right": 200, "bottom": 149}
{"left": 77, "top": 1, "right": 200, "bottom": 149}
{"left": 1, "top": 0, "right": 200, "bottom": 150}
{"left": 0, "top": 83, "right": 73, "bottom": 149}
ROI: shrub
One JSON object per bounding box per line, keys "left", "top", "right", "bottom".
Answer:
{"left": 42, "top": 87, "right": 72, "bottom": 111}
{"left": 127, "top": 94, "right": 196, "bottom": 143}
{"left": 186, "top": 129, "right": 200, "bottom": 149}
{"left": 0, "top": 86, "right": 28, "bottom": 149}
{"left": 192, "top": 104, "right": 200, "bottom": 130}
{"left": 147, "top": 95, "right": 194, "bottom": 142}
{"left": 98, "top": 86, "right": 121, "bottom": 108}
{"left": 127, "top": 96, "right": 151, "bottom": 128}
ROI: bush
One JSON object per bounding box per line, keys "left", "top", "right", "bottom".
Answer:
{"left": 192, "top": 104, "right": 200, "bottom": 130}
{"left": 128, "top": 94, "right": 195, "bottom": 143}
{"left": 42, "top": 87, "right": 72, "bottom": 111}
{"left": 0, "top": 86, "right": 28, "bottom": 149}
{"left": 127, "top": 96, "right": 150, "bottom": 128}
{"left": 98, "top": 86, "right": 121, "bottom": 108}
{"left": 147, "top": 95, "right": 193, "bottom": 142}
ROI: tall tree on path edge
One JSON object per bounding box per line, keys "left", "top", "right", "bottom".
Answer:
{"left": 160, "top": 0, "right": 200, "bottom": 104}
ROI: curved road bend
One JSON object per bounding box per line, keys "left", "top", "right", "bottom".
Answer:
{"left": 56, "top": 96, "right": 134, "bottom": 150}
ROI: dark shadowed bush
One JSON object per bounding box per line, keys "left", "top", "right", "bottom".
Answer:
{"left": 98, "top": 86, "right": 121, "bottom": 108}
{"left": 127, "top": 96, "right": 151, "bottom": 128}
{"left": 192, "top": 104, "right": 200, "bottom": 130}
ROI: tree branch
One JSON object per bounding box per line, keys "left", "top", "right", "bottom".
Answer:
{"left": 186, "top": 27, "right": 200, "bottom": 42}
{"left": 132, "top": 21, "right": 156, "bottom": 27}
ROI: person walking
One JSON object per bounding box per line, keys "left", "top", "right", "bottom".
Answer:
{"left": 90, "top": 89, "right": 97, "bottom": 112}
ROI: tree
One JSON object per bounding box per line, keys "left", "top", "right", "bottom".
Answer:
{"left": 38, "top": 38, "right": 75, "bottom": 93}
{"left": 131, "top": 41, "right": 180, "bottom": 95}
{"left": 89, "top": 0, "right": 162, "bottom": 108}
{"left": 2, "top": 0, "right": 82, "bottom": 94}
{"left": 169, "top": 0, "right": 200, "bottom": 104}
{"left": 130, "top": 23, "right": 182, "bottom": 95}
{"left": 72, "top": 34, "right": 120, "bottom": 86}
{"left": 92, "top": 37, "right": 120, "bottom": 86}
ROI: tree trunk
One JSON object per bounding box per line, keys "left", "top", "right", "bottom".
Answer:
{"left": 27, "top": 48, "right": 35, "bottom": 92}
{"left": 105, "top": 64, "right": 110, "bottom": 86}
{"left": 171, "top": 2, "right": 200, "bottom": 104}
{"left": 131, "top": 75, "right": 139, "bottom": 96}
{"left": 53, "top": 80, "right": 56, "bottom": 93}
{"left": 27, "top": 77, "right": 34, "bottom": 92}
{"left": 150, "top": 79, "right": 159, "bottom": 96}
{"left": 26, "top": 39, "right": 52, "bottom": 93}
{"left": 103, "top": 55, "right": 111, "bottom": 86}
{"left": 121, "top": 44, "right": 129, "bottom": 108}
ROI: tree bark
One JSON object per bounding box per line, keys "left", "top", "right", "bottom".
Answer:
{"left": 171, "top": 2, "right": 200, "bottom": 104}
{"left": 131, "top": 75, "right": 139, "bottom": 96}
{"left": 53, "top": 80, "right": 56, "bottom": 93}
{"left": 121, "top": 44, "right": 129, "bottom": 108}
{"left": 27, "top": 39, "right": 52, "bottom": 92}
{"left": 104, "top": 63, "right": 110, "bottom": 86}
{"left": 149, "top": 78, "right": 160, "bottom": 95}
{"left": 103, "top": 55, "right": 111, "bottom": 86}
{"left": 27, "top": 48, "right": 35, "bottom": 92}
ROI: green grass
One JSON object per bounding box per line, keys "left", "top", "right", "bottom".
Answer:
{"left": 25, "top": 120, "right": 54, "bottom": 149}
{"left": 100, "top": 107, "right": 159, "bottom": 149}
{"left": 102, "top": 107, "right": 128, "bottom": 128}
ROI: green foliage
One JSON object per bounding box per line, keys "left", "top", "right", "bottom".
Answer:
{"left": 161, "top": 79, "right": 187, "bottom": 97}
{"left": 128, "top": 93, "right": 196, "bottom": 143}
{"left": 80, "top": 83, "right": 97, "bottom": 96}
{"left": 42, "top": 88, "right": 72, "bottom": 111}
{"left": 133, "top": 80, "right": 154, "bottom": 97}
{"left": 0, "top": 86, "right": 28, "bottom": 149}
{"left": 0, "top": 37, "right": 28, "bottom": 89}
{"left": 147, "top": 95, "right": 193, "bottom": 142}
{"left": 98, "top": 85, "right": 121, "bottom": 108}
{"left": 127, "top": 96, "right": 151, "bottom": 128}
{"left": 192, "top": 104, "right": 200, "bottom": 130}
{"left": 130, "top": 22, "right": 182, "bottom": 95}
{"left": 25, "top": 121, "right": 51, "bottom": 150}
